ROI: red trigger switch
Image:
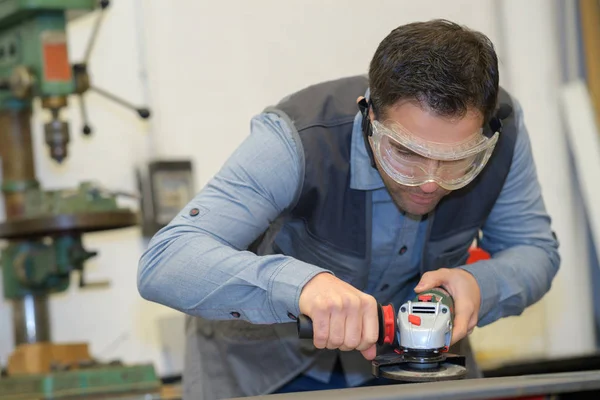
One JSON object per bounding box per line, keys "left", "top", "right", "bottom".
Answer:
{"left": 408, "top": 314, "right": 421, "bottom": 326}
{"left": 418, "top": 294, "right": 433, "bottom": 302}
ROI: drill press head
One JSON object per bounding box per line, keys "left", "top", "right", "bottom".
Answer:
{"left": 0, "top": 1, "right": 96, "bottom": 163}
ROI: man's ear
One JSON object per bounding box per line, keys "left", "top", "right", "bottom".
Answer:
{"left": 357, "top": 96, "right": 377, "bottom": 169}
{"left": 357, "top": 96, "right": 375, "bottom": 121}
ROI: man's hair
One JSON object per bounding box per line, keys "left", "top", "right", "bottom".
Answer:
{"left": 368, "top": 19, "right": 499, "bottom": 124}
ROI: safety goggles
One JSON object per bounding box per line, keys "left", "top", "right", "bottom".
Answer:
{"left": 359, "top": 100, "right": 500, "bottom": 191}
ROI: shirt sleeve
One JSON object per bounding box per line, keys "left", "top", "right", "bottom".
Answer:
{"left": 137, "top": 112, "right": 330, "bottom": 324}
{"left": 460, "top": 97, "right": 561, "bottom": 327}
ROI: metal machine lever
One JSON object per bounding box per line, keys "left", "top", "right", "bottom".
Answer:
{"left": 84, "top": 0, "right": 110, "bottom": 64}
{"left": 90, "top": 85, "right": 151, "bottom": 119}
{"left": 73, "top": 0, "right": 151, "bottom": 136}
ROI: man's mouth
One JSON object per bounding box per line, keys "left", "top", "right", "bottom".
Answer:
{"left": 408, "top": 193, "right": 436, "bottom": 205}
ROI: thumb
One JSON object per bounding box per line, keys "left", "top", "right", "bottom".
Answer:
{"left": 360, "top": 344, "right": 377, "bottom": 361}
{"left": 415, "top": 270, "right": 447, "bottom": 293}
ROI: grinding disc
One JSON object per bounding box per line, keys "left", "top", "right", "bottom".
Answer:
{"left": 378, "top": 362, "right": 467, "bottom": 382}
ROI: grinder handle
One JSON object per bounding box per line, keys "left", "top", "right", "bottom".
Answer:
{"left": 296, "top": 303, "right": 396, "bottom": 346}
{"left": 296, "top": 314, "right": 314, "bottom": 339}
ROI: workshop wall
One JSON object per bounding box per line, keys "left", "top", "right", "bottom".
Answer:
{"left": 469, "top": 0, "right": 596, "bottom": 367}
{"left": 0, "top": 0, "right": 596, "bottom": 377}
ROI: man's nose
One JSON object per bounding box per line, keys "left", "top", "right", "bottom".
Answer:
{"left": 419, "top": 182, "right": 439, "bottom": 193}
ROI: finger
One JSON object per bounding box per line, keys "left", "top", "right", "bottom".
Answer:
{"left": 451, "top": 310, "right": 470, "bottom": 345}
{"left": 340, "top": 299, "right": 361, "bottom": 351}
{"left": 312, "top": 308, "right": 330, "bottom": 349}
{"left": 467, "top": 314, "right": 478, "bottom": 336}
{"left": 327, "top": 308, "right": 346, "bottom": 350}
{"left": 360, "top": 344, "right": 377, "bottom": 361}
{"left": 415, "top": 269, "right": 449, "bottom": 293}
{"left": 357, "top": 296, "right": 379, "bottom": 352}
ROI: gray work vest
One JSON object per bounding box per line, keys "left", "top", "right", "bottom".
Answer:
{"left": 183, "top": 76, "right": 518, "bottom": 400}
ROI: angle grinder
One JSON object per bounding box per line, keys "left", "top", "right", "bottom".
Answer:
{"left": 297, "top": 288, "right": 467, "bottom": 382}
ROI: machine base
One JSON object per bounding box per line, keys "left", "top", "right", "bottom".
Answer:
{"left": 0, "top": 364, "right": 161, "bottom": 400}
{"left": 372, "top": 351, "right": 467, "bottom": 382}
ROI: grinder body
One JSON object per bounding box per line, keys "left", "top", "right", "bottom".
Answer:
{"left": 397, "top": 288, "right": 454, "bottom": 352}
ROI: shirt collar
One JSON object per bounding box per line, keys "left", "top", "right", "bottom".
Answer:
{"left": 350, "top": 88, "right": 385, "bottom": 191}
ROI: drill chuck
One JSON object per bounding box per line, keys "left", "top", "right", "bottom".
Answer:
{"left": 44, "top": 118, "right": 70, "bottom": 163}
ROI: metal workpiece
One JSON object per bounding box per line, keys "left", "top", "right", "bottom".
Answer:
{"left": 238, "top": 370, "right": 600, "bottom": 400}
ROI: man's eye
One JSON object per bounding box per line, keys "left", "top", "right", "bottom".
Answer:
{"left": 393, "top": 146, "right": 417, "bottom": 157}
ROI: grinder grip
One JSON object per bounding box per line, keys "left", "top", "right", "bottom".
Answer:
{"left": 296, "top": 303, "right": 396, "bottom": 346}
{"left": 296, "top": 314, "right": 314, "bottom": 339}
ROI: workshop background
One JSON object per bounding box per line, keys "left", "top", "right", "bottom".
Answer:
{"left": 0, "top": 0, "right": 599, "bottom": 383}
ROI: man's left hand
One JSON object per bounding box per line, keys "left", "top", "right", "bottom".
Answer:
{"left": 414, "top": 268, "right": 481, "bottom": 345}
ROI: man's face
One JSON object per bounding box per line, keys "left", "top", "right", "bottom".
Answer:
{"left": 369, "top": 100, "right": 484, "bottom": 216}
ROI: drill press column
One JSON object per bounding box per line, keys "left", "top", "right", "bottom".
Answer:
{"left": 13, "top": 293, "right": 50, "bottom": 344}
{"left": 0, "top": 105, "right": 50, "bottom": 345}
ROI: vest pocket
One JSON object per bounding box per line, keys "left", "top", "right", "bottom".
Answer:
{"left": 275, "top": 224, "right": 370, "bottom": 290}
{"left": 431, "top": 244, "right": 471, "bottom": 270}
{"left": 424, "top": 228, "right": 479, "bottom": 271}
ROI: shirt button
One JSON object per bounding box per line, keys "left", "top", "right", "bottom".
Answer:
{"left": 189, "top": 208, "right": 200, "bottom": 216}
{"left": 399, "top": 245, "right": 407, "bottom": 255}
{"left": 230, "top": 311, "right": 240, "bottom": 318}
{"left": 287, "top": 312, "right": 297, "bottom": 320}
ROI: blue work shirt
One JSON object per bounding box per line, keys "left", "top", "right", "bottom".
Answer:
{"left": 138, "top": 96, "right": 560, "bottom": 386}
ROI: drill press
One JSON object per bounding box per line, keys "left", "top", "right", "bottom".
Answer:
{"left": 0, "top": 1, "right": 160, "bottom": 398}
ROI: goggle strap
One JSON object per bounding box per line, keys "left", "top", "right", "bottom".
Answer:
{"left": 358, "top": 98, "right": 377, "bottom": 169}
{"left": 487, "top": 102, "right": 513, "bottom": 137}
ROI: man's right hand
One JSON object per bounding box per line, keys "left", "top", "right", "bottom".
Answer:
{"left": 298, "top": 273, "right": 379, "bottom": 360}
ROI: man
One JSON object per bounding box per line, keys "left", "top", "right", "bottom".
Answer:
{"left": 137, "top": 19, "right": 559, "bottom": 399}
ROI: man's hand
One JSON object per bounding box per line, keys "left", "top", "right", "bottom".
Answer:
{"left": 299, "top": 273, "right": 379, "bottom": 360}
{"left": 414, "top": 268, "right": 481, "bottom": 345}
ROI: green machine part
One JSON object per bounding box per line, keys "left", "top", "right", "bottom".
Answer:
{"left": 414, "top": 287, "right": 455, "bottom": 315}
{"left": 1, "top": 181, "right": 138, "bottom": 300}
{"left": 0, "top": 0, "right": 96, "bottom": 106}
{"left": 0, "top": 364, "right": 162, "bottom": 400}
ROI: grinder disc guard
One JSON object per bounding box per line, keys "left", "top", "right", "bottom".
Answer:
{"left": 372, "top": 352, "right": 467, "bottom": 382}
